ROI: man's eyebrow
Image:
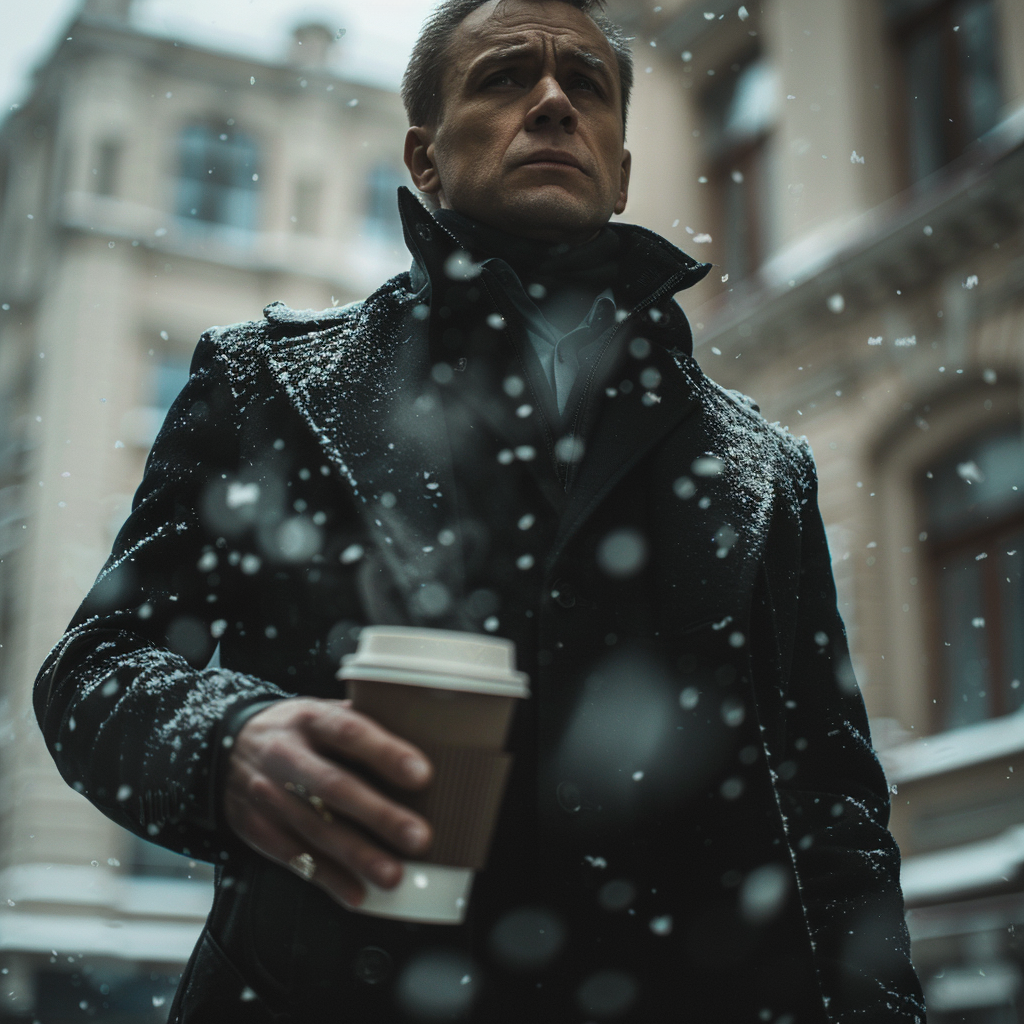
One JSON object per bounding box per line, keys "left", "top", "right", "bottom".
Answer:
{"left": 467, "top": 43, "right": 612, "bottom": 81}
{"left": 565, "top": 47, "right": 608, "bottom": 75}
{"left": 468, "top": 44, "right": 533, "bottom": 76}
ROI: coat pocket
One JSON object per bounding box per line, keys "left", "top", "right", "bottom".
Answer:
{"left": 170, "top": 929, "right": 286, "bottom": 1024}
{"left": 243, "top": 856, "right": 306, "bottom": 998}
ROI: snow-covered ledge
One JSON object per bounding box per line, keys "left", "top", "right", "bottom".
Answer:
{"left": 0, "top": 863, "right": 213, "bottom": 920}
{"left": 0, "top": 911, "right": 204, "bottom": 962}
{"left": 0, "top": 864, "right": 212, "bottom": 962}
{"left": 880, "top": 712, "right": 1024, "bottom": 785}
{"left": 901, "top": 827, "right": 1024, "bottom": 906}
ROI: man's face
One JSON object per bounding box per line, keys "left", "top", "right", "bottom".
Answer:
{"left": 404, "top": 0, "right": 631, "bottom": 244}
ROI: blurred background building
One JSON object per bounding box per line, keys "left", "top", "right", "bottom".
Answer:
{"left": 0, "top": 0, "right": 1020, "bottom": 1019}
{"left": 0, "top": 0, "right": 411, "bottom": 1017}
{"left": 609, "top": 0, "right": 1024, "bottom": 1020}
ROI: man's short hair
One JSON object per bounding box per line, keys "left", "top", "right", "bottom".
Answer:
{"left": 402, "top": 0, "right": 635, "bottom": 135}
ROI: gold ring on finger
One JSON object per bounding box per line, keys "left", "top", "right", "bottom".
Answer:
{"left": 284, "top": 782, "right": 333, "bottom": 823}
{"left": 307, "top": 794, "right": 334, "bottom": 823}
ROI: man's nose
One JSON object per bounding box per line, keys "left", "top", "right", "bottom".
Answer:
{"left": 526, "top": 76, "right": 578, "bottom": 133}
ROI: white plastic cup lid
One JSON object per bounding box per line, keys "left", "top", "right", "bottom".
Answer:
{"left": 338, "top": 626, "right": 529, "bottom": 698}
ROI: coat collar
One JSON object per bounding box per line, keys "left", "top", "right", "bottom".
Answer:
{"left": 398, "top": 186, "right": 712, "bottom": 345}
{"left": 257, "top": 191, "right": 719, "bottom": 618}
{"left": 398, "top": 186, "right": 714, "bottom": 517}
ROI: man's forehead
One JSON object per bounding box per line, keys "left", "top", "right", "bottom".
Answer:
{"left": 456, "top": 0, "right": 613, "bottom": 60}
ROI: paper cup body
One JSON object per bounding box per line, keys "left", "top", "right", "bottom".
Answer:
{"left": 349, "top": 863, "right": 474, "bottom": 925}
{"left": 337, "top": 627, "right": 529, "bottom": 925}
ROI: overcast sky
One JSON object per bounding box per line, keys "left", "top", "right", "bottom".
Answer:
{"left": 2, "top": 0, "right": 442, "bottom": 114}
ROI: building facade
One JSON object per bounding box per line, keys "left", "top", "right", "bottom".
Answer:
{"left": 609, "top": 0, "right": 1024, "bottom": 1020}
{"left": 0, "top": 0, "right": 411, "bottom": 1016}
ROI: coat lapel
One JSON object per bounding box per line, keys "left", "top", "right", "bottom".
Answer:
{"left": 546, "top": 338, "right": 699, "bottom": 572}
{"left": 549, "top": 344, "right": 787, "bottom": 625}
{"left": 444, "top": 355, "right": 569, "bottom": 512}
{"left": 260, "top": 285, "right": 469, "bottom": 626}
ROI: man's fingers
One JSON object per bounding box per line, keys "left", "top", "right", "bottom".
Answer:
{"left": 224, "top": 788, "right": 368, "bottom": 907}
{"left": 225, "top": 698, "right": 434, "bottom": 890}
{"left": 302, "top": 702, "right": 434, "bottom": 791}
{"left": 253, "top": 742, "right": 431, "bottom": 859}
{"left": 239, "top": 769, "right": 410, "bottom": 890}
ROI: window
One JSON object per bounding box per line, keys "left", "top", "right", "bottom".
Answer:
{"left": 292, "top": 178, "right": 322, "bottom": 235}
{"left": 922, "top": 428, "right": 1024, "bottom": 729}
{"left": 92, "top": 139, "right": 120, "bottom": 197}
{"left": 700, "top": 55, "right": 777, "bottom": 281}
{"left": 891, "top": 0, "right": 1003, "bottom": 182}
{"left": 175, "top": 123, "right": 260, "bottom": 231}
{"left": 153, "top": 357, "right": 191, "bottom": 412}
{"left": 129, "top": 835, "right": 213, "bottom": 880}
{"left": 120, "top": 355, "right": 191, "bottom": 451}
{"left": 364, "top": 163, "right": 407, "bottom": 242}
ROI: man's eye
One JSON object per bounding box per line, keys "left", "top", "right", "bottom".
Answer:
{"left": 485, "top": 72, "right": 517, "bottom": 87}
{"left": 569, "top": 76, "right": 598, "bottom": 93}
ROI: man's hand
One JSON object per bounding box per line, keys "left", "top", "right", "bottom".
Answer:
{"left": 224, "top": 697, "right": 434, "bottom": 907}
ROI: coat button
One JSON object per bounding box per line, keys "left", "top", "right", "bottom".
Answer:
{"left": 550, "top": 580, "right": 575, "bottom": 608}
{"left": 352, "top": 946, "right": 393, "bottom": 985}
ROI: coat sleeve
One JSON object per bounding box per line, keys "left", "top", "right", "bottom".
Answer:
{"left": 33, "top": 330, "right": 292, "bottom": 863}
{"left": 770, "top": 450, "right": 926, "bottom": 1022}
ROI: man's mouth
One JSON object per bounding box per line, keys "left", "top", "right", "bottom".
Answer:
{"left": 520, "top": 151, "right": 586, "bottom": 173}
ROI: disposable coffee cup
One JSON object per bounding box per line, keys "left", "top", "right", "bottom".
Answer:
{"left": 337, "top": 626, "right": 530, "bottom": 924}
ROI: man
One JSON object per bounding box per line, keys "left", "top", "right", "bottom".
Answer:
{"left": 34, "top": 1, "right": 926, "bottom": 1020}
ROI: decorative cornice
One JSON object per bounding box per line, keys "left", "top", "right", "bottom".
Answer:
{"left": 694, "top": 106, "right": 1024, "bottom": 355}
{"left": 609, "top": 0, "right": 749, "bottom": 50}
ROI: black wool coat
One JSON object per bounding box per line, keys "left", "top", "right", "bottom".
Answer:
{"left": 35, "top": 192, "right": 925, "bottom": 1023}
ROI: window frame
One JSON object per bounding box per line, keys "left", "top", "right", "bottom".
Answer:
{"left": 921, "top": 447, "right": 1024, "bottom": 731}
{"left": 173, "top": 120, "right": 262, "bottom": 233}
{"left": 868, "top": 377, "right": 1023, "bottom": 737}
{"left": 889, "top": 0, "right": 1003, "bottom": 185}
{"left": 697, "top": 48, "right": 773, "bottom": 283}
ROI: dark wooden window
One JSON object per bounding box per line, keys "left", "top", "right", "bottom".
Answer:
{"left": 890, "top": 0, "right": 1003, "bottom": 182}
{"left": 922, "top": 427, "right": 1024, "bottom": 730}
{"left": 700, "top": 54, "right": 775, "bottom": 281}
{"left": 175, "top": 123, "right": 260, "bottom": 231}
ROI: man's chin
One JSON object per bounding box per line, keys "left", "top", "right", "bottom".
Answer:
{"left": 481, "top": 189, "right": 609, "bottom": 243}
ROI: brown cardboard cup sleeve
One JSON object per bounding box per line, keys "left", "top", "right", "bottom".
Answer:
{"left": 398, "top": 744, "right": 512, "bottom": 871}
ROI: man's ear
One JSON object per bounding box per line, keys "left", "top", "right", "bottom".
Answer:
{"left": 404, "top": 127, "right": 442, "bottom": 197}
{"left": 614, "top": 148, "right": 631, "bottom": 216}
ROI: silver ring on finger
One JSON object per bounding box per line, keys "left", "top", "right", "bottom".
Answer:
{"left": 288, "top": 847, "right": 315, "bottom": 880}
{"left": 289, "top": 852, "right": 317, "bottom": 881}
